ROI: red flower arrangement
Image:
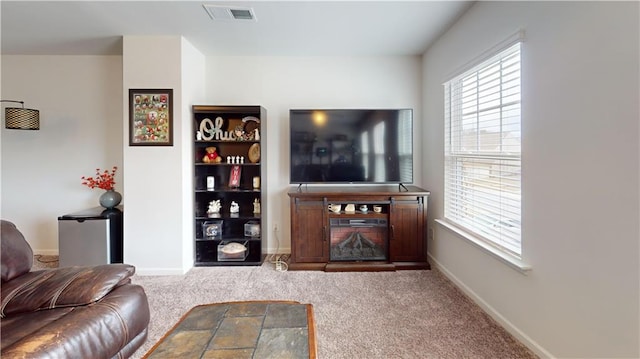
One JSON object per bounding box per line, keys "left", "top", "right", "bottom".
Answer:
{"left": 81, "top": 166, "right": 117, "bottom": 191}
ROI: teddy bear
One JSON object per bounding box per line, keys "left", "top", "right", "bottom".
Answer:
{"left": 202, "top": 147, "right": 222, "bottom": 163}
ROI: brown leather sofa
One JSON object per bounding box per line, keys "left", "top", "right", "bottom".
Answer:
{"left": 1, "top": 220, "right": 150, "bottom": 358}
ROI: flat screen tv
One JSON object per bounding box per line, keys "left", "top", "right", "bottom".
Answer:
{"left": 289, "top": 109, "right": 413, "bottom": 184}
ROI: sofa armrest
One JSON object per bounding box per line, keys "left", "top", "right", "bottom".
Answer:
{"left": 1, "top": 264, "right": 135, "bottom": 318}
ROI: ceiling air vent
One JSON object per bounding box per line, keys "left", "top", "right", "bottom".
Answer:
{"left": 203, "top": 4, "right": 257, "bottom": 22}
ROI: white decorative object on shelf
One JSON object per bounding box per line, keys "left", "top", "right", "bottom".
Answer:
{"left": 230, "top": 201, "right": 239, "bottom": 213}
{"left": 213, "top": 117, "right": 225, "bottom": 140}
{"left": 199, "top": 117, "right": 214, "bottom": 140}
{"left": 200, "top": 116, "right": 236, "bottom": 141}
{"left": 207, "top": 200, "right": 221, "bottom": 217}
{"left": 253, "top": 198, "right": 261, "bottom": 214}
{"left": 254, "top": 128, "right": 260, "bottom": 140}
{"left": 344, "top": 204, "right": 355, "bottom": 213}
{"left": 221, "top": 242, "right": 246, "bottom": 254}
{"left": 242, "top": 116, "right": 260, "bottom": 123}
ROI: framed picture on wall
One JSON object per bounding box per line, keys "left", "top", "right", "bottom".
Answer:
{"left": 129, "top": 89, "right": 173, "bottom": 146}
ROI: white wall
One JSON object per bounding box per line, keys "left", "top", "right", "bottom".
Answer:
{"left": 1, "top": 53, "right": 422, "bottom": 269}
{"left": 122, "top": 36, "right": 204, "bottom": 275}
{"left": 205, "top": 55, "right": 423, "bottom": 253}
{"left": 180, "top": 40, "right": 206, "bottom": 273}
{"left": 422, "top": 2, "right": 639, "bottom": 358}
{"left": 1, "top": 55, "right": 123, "bottom": 253}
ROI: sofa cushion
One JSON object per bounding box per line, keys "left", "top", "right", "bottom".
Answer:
{"left": 0, "top": 307, "right": 75, "bottom": 350}
{"left": 1, "top": 220, "right": 33, "bottom": 282}
{"left": 1, "top": 264, "right": 135, "bottom": 318}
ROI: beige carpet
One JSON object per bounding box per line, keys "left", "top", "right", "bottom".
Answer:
{"left": 32, "top": 256, "right": 536, "bottom": 358}
{"left": 130, "top": 263, "right": 536, "bottom": 359}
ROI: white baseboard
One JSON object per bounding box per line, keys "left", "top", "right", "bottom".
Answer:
{"left": 135, "top": 268, "right": 188, "bottom": 276}
{"left": 33, "top": 249, "right": 58, "bottom": 256}
{"left": 427, "top": 253, "right": 553, "bottom": 359}
{"left": 265, "top": 247, "right": 291, "bottom": 255}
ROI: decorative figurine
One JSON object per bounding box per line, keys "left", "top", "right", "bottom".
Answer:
{"left": 230, "top": 201, "right": 240, "bottom": 214}
{"left": 202, "top": 147, "right": 222, "bottom": 163}
{"left": 234, "top": 125, "right": 244, "bottom": 141}
{"left": 253, "top": 198, "right": 261, "bottom": 214}
{"left": 196, "top": 131, "right": 202, "bottom": 140}
{"left": 254, "top": 128, "right": 260, "bottom": 141}
{"left": 243, "top": 130, "right": 255, "bottom": 141}
{"left": 207, "top": 200, "right": 221, "bottom": 217}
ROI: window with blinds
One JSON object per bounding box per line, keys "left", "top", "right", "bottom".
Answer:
{"left": 443, "top": 42, "right": 522, "bottom": 257}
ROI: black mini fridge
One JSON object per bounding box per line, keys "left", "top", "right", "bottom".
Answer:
{"left": 57, "top": 206, "right": 123, "bottom": 267}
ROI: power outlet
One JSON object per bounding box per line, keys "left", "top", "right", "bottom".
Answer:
{"left": 428, "top": 228, "right": 435, "bottom": 240}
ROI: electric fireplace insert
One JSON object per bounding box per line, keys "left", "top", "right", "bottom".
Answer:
{"left": 329, "top": 218, "right": 388, "bottom": 261}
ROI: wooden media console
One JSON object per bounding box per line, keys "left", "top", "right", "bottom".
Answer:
{"left": 287, "top": 185, "right": 430, "bottom": 271}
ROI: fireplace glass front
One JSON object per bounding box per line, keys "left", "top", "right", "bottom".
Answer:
{"left": 329, "top": 218, "right": 388, "bottom": 261}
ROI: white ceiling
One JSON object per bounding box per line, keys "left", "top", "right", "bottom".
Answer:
{"left": 1, "top": 1, "right": 474, "bottom": 56}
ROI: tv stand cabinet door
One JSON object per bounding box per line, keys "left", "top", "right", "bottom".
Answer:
{"left": 290, "top": 198, "right": 328, "bottom": 263}
{"left": 389, "top": 197, "right": 425, "bottom": 262}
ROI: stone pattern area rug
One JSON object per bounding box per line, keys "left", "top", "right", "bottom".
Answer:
{"left": 142, "top": 301, "right": 316, "bottom": 359}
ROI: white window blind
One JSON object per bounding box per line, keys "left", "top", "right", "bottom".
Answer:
{"left": 444, "top": 42, "right": 522, "bottom": 257}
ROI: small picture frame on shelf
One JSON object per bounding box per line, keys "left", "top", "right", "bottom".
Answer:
{"left": 228, "top": 165, "right": 242, "bottom": 188}
{"left": 129, "top": 89, "right": 173, "bottom": 146}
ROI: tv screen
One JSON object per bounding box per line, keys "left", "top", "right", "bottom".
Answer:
{"left": 289, "top": 109, "right": 413, "bottom": 184}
